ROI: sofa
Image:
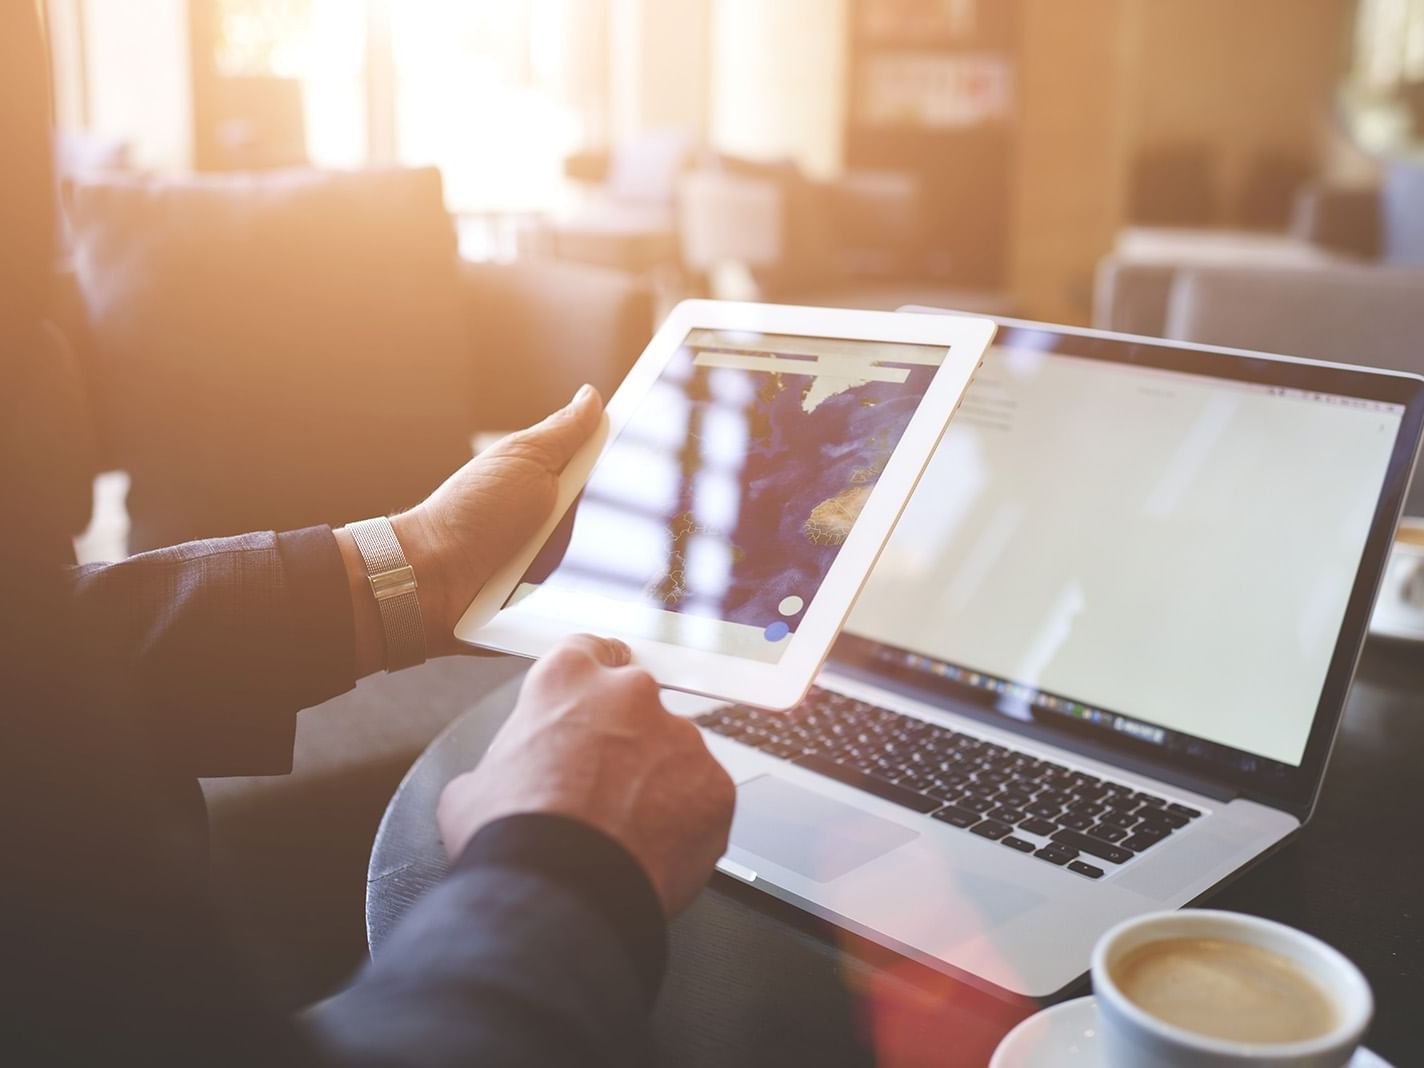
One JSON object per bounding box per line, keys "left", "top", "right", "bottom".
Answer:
{"left": 49, "top": 166, "right": 654, "bottom": 1007}
{"left": 61, "top": 166, "right": 653, "bottom": 551}
{"left": 1094, "top": 260, "right": 1424, "bottom": 517}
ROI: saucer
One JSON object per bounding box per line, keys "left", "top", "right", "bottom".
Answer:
{"left": 989, "top": 996, "right": 1390, "bottom": 1067}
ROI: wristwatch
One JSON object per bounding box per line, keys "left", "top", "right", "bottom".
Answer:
{"left": 346, "top": 516, "right": 428, "bottom": 672}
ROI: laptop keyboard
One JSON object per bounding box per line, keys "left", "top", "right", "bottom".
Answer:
{"left": 694, "top": 687, "right": 1203, "bottom": 880}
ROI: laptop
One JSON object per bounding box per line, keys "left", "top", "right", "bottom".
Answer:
{"left": 668, "top": 318, "right": 1424, "bottom": 998}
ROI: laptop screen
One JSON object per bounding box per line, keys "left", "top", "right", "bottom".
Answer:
{"left": 836, "top": 326, "right": 1416, "bottom": 799}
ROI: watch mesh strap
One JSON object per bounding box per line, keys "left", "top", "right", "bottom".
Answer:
{"left": 347, "top": 516, "right": 427, "bottom": 672}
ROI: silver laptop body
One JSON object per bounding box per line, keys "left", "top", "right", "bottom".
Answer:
{"left": 677, "top": 318, "right": 1424, "bottom": 998}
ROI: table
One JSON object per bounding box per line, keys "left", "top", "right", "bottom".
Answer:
{"left": 367, "top": 641, "right": 1424, "bottom": 1066}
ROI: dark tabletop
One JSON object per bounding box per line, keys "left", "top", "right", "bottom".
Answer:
{"left": 366, "top": 641, "right": 1424, "bottom": 1067}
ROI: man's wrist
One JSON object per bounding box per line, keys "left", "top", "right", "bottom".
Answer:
{"left": 334, "top": 526, "right": 387, "bottom": 678}
{"left": 391, "top": 508, "right": 448, "bottom": 655}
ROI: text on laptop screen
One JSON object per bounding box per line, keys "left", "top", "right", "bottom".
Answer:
{"left": 847, "top": 341, "right": 1406, "bottom": 767}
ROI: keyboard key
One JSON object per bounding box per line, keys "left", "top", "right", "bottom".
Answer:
{"left": 1139, "top": 810, "right": 1189, "bottom": 831}
{"left": 1033, "top": 846, "right": 1073, "bottom": 865}
{"left": 1121, "top": 830, "right": 1168, "bottom": 852}
{"left": 1051, "top": 829, "right": 1133, "bottom": 865}
{"left": 796, "top": 755, "right": 943, "bottom": 814}
{"left": 1088, "top": 823, "right": 1128, "bottom": 843}
{"left": 1068, "top": 861, "right": 1104, "bottom": 879}
{"left": 895, "top": 771, "right": 937, "bottom": 792}
{"left": 714, "top": 692, "right": 1173, "bottom": 846}
{"left": 971, "top": 819, "right": 1012, "bottom": 841}
{"left": 926, "top": 782, "right": 965, "bottom": 802}
{"left": 932, "top": 805, "right": 982, "bottom": 829}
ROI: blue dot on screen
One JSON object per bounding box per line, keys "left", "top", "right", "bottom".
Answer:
{"left": 763, "top": 621, "right": 791, "bottom": 642}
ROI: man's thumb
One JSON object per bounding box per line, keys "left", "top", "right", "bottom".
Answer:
{"left": 509, "top": 384, "right": 603, "bottom": 472}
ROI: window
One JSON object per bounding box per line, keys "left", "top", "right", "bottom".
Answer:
{"left": 1350, "top": 0, "right": 1424, "bottom": 152}
{"left": 388, "top": 0, "right": 604, "bottom": 213}
{"left": 48, "top": 0, "right": 614, "bottom": 255}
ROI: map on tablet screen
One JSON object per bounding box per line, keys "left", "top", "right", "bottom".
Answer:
{"left": 503, "top": 328, "right": 947, "bottom": 662}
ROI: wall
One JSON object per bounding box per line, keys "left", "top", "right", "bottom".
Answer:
{"left": 709, "top": 0, "right": 850, "bottom": 178}
{"left": 1127, "top": 0, "right": 1354, "bottom": 200}
{"left": 611, "top": 0, "right": 713, "bottom": 139}
{"left": 1010, "top": 0, "right": 1137, "bottom": 324}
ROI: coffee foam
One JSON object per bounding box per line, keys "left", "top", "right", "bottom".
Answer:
{"left": 1112, "top": 937, "right": 1337, "bottom": 1044}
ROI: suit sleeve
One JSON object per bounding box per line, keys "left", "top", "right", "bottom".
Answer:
{"left": 306, "top": 814, "right": 669, "bottom": 1068}
{"left": 68, "top": 526, "right": 356, "bottom": 777}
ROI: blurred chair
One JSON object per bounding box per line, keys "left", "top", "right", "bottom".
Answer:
{"left": 56, "top": 165, "right": 652, "bottom": 1008}
{"left": 542, "top": 128, "right": 696, "bottom": 275}
{"left": 1128, "top": 145, "right": 1220, "bottom": 226}
{"left": 1382, "top": 157, "right": 1424, "bottom": 267}
{"left": 677, "top": 158, "right": 1015, "bottom": 314}
{"left": 1234, "top": 152, "right": 1316, "bottom": 230}
{"left": 1095, "top": 154, "right": 1424, "bottom": 340}
{"left": 1291, "top": 180, "right": 1382, "bottom": 259}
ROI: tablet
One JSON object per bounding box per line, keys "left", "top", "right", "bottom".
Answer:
{"left": 454, "top": 300, "right": 995, "bottom": 708}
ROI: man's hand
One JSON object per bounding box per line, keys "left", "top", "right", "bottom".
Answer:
{"left": 437, "top": 635, "right": 737, "bottom": 918}
{"left": 396, "top": 384, "right": 604, "bottom": 657}
{"left": 336, "top": 384, "right": 604, "bottom": 672}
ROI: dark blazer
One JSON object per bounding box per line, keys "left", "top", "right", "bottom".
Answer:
{"left": 6, "top": 526, "right": 666, "bottom": 1067}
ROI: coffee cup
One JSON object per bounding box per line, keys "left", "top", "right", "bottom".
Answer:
{"left": 1395, "top": 519, "right": 1424, "bottom": 609}
{"left": 1092, "top": 910, "right": 1372, "bottom": 1068}
{"left": 1371, "top": 518, "right": 1424, "bottom": 639}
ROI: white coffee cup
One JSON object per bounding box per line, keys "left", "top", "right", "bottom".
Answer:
{"left": 1092, "top": 910, "right": 1372, "bottom": 1068}
{"left": 1371, "top": 517, "right": 1424, "bottom": 639}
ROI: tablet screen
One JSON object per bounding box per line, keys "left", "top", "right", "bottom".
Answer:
{"left": 503, "top": 329, "right": 947, "bottom": 662}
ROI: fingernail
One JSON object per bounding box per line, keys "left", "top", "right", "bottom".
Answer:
{"left": 572, "top": 383, "right": 593, "bottom": 405}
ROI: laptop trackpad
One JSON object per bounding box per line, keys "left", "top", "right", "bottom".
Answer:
{"left": 730, "top": 775, "right": 919, "bottom": 883}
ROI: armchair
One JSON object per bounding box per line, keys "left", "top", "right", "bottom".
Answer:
{"left": 62, "top": 167, "right": 652, "bottom": 552}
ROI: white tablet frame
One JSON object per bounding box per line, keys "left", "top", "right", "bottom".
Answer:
{"left": 454, "top": 299, "right": 996, "bottom": 709}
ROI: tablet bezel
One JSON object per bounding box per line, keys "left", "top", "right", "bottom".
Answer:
{"left": 453, "top": 299, "right": 997, "bottom": 709}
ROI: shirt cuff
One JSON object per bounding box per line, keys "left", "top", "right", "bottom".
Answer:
{"left": 453, "top": 813, "right": 669, "bottom": 1003}
{"left": 275, "top": 525, "right": 356, "bottom": 709}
